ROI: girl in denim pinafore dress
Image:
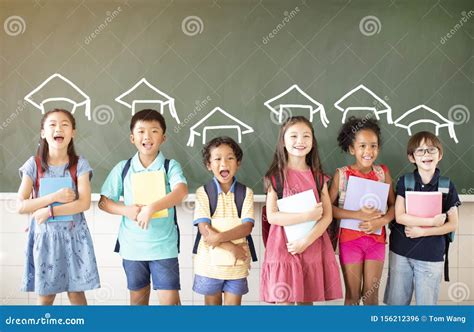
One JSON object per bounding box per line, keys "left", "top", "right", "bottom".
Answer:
{"left": 18, "top": 109, "right": 100, "bottom": 305}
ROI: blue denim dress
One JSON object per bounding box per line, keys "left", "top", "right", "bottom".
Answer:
{"left": 19, "top": 156, "right": 100, "bottom": 295}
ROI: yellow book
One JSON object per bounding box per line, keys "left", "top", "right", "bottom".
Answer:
{"left": 131, "top": 170, "right": 168, "bottom": 219}
{"left": 209, "top": 218, "right": 247, "bottom": 266}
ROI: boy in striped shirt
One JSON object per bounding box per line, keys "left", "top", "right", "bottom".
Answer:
{"left": 192, "top": 136, "right": 255, "bottom": 305}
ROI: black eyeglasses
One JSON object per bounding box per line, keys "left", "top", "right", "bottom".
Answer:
{"left": 413, "top": 147, "right": 438, "bottom": 156}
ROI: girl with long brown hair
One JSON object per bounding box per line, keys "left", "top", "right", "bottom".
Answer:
{"left": 260, "top": 116, "right": 342, "bottom": 304}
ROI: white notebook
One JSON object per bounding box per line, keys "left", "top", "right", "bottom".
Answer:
{"left": 277, "top": 189, "right": 318, "bottom": 242}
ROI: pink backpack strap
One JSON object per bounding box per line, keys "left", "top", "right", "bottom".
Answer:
{"left": 373, "top": 164, "right": 386, "bottom": 182}
{"left": 337, "top": 166, "right": 348, "bottom": 194}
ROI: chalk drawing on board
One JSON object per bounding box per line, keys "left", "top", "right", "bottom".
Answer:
{"left": 264, "top": 84, "right": 329, "bottom": 127}
{"left": 334, "top": 84, "right": 392, "bottom": 124}
{"left": 24, "top": 73, "right": 91, "bottom": 120}
{"left": 115, "top": 78, "right": 180, "bottom": 124}
{"left": 394, "top": 104, "right": 459, "bottom": 143}
{"left": 186, "top": 107, "right": 254, "bottom": 147}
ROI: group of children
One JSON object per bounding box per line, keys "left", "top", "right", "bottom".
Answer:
{"left": 17, "top": 108, "right": 460, "bottom": 306}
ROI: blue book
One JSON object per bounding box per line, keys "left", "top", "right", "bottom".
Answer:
{"left": 38, "top": 177, "right": 74, "bottom": 222}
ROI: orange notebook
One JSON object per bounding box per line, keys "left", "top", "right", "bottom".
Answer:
{"left": 405, "top": 191, "right": 442, "bottom": 217}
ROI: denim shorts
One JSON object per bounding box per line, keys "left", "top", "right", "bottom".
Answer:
{"left": 122, "top": 258, "right": 180, "bottom": 291}
{"left": 383, "top": 251, "right": 443, "bottom": 305}
{"left": 193, "top": 274, "right": 248, "bottom": 296}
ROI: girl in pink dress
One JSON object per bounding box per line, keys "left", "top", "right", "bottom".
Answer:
{"left": 260, "top": 116, "right": 342, "bottom": 304}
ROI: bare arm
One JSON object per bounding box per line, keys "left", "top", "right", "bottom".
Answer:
{"left": 303, "top": 183, "right": 333, "bottom": 243}
{"left": 359, "top": 168, "right": 396, "bottom": 233}
{"left": 206, "top": 222, "right": 253, "bottom": 243}
{"left": 405, "top": 207, "right": 458, "bottom": 239}
{"left": 198, "top": 222, "right": 251, "bottom": 260}
{"left": 136, "top": 183, "right": 188, "bottom": 229}
{"left": 53, "top": 173, "right": 91, "bottom": 216}
{"left": 147, "top": 183, "right": 188, "bottom": 213}
{"left": 16, "top": 175, "right": 75, "bottom": 214}
{"left": 395, "top": 195, "right": 442, "bottom": 227}
{"left": 266, "top": 186, "right": 321, "bottom": 226}
{"left": 286, "top": 183, "right": 333, "bottom": 254}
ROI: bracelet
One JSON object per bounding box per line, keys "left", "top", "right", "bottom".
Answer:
{"left": 48, "top": 205, "right": 54, "bottom": 219}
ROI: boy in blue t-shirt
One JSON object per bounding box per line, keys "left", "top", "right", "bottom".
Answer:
{"left": 384, "top": 131, "right": 461, "bottom": 305}
{"left": 99, "top": 109, "right": 188, "bottom": 305}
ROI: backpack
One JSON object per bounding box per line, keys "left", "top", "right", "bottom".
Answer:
{"left": 113, "top": 158, "right": 180, "bottom": 253}
{"left": 404, "top": 173, "right": 453, "bottom": 282}
{"left": 191, "top": 179, "right": 258, "bottom": 262}
{"left": 261, "top": 173, "right": 322, "bottom": 248}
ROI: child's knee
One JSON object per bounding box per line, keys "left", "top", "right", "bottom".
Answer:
{"left": 158, "top": 289, "right": 180, "bottom": 305}
{"left": 38, "top": 294, "right": 55, "bottom": 305}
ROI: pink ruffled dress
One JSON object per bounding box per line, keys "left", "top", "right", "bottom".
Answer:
{"left": 260, "top": 168, "right": 343, "bottom": 303}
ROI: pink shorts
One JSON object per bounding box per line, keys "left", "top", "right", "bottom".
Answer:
{"left": 339, "top": 236, "right": 386, "bottom": 265}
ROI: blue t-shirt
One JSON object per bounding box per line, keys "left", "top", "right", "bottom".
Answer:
{"left": 100, "top": 152, "right": 187, "bottom": 261}
{"left": 389, "top": 168, "right": 461, "bottom": 262}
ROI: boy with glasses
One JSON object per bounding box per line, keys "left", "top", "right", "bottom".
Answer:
{"left": 384, "top": 131, "right": 461, "bottom": 305}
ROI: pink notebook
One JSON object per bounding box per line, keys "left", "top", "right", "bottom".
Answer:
{"left": 405, "top": 191, "right": 442, "bottom": 217}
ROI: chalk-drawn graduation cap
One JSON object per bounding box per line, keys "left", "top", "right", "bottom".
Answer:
{"left": 115, "top": 78, "right": 180, "bottom": 124}
{"left": 186, "top": 107, "right": 254, "bottom": 147}
{"left": 334, "top": 84, "right": 392, "bottom": 124}
{"left": 394, "top": 104, "right": 459, "bottom": 143}
{"left": 24, "top": 73, "right": 91, "bottom": 120}
{"left": 264, "top": 84, "right": 329, "bottom": 127}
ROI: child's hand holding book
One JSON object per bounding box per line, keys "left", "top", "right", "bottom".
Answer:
{"left": 53, "top": 188, "right": 76, "bottom": 203}
{"left": 124, "top": 204, "right": 142, "bottom": 222}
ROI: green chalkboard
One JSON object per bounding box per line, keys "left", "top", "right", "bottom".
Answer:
{"left": 1, "top": 0, "right": 472, "bottom": 194}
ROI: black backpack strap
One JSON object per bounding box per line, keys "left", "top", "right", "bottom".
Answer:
{"left": 165, "top": 159, "right": 180, "bottom": 254}
{"left": 444, "top": 240, "right": 451, "bottom": 282}
{"left": 404, "top": 173, "right": 415, "bottom": 192}
{"left": 234, "top": 182, "right": 257, "bottom": 262}
{"left": 438, "top": 175, "right": 452, "bottom": 282}
{"left": 233, "top": 182, "right": 246, "bottom": 218}
{"left": 120, "top": 158, "right": 132, "bottom": 196}
{"left": 275, "top": 174, "right": 283, "bottom": 199}
{"left": 114, "top": 158, "right": 132, "bottom": 253}
{"left": 192, "top": 180, "right": 218, "bottom": 254}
